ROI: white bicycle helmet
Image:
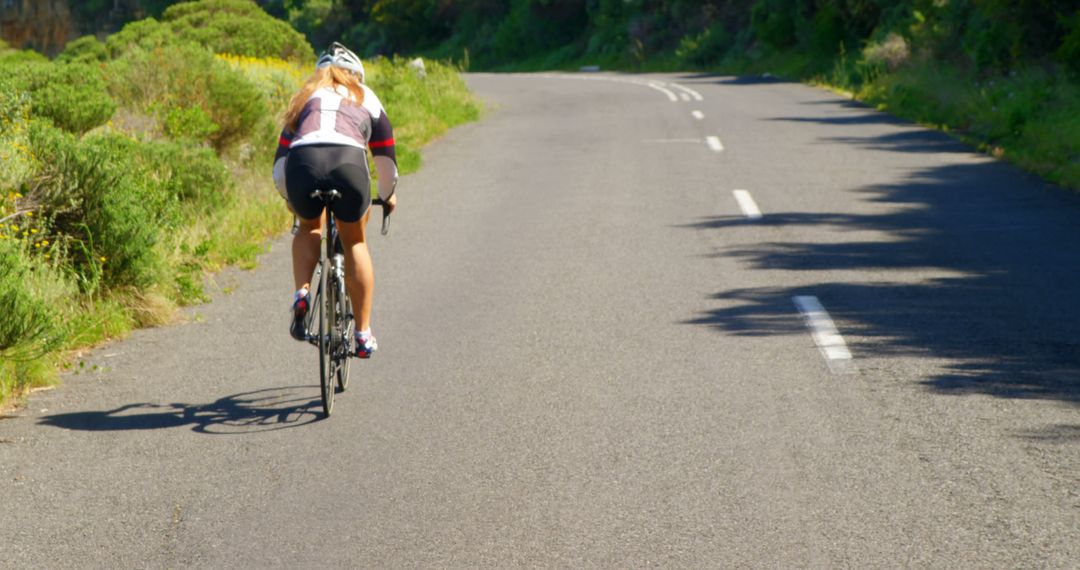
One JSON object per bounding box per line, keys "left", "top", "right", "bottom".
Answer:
{"left": 316, "top": 41, "right": 365, "bottom": 83}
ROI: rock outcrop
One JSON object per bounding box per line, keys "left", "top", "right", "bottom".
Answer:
{"left": 0, "top": 0, "right": 74, "bottom": 54}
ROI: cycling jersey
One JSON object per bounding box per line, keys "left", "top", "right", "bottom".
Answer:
{"left": 273, "top": 84, "right": 397, "bottom": 203}
{"left": 279, "top": 84, "right": 395, "bottom": 155}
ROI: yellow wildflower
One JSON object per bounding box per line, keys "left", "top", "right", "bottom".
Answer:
{"left": 30, "top": 228, "right": 37, "bottom": 234}
{"left": 42, "top": 240, "right": 49, "bottom": 246}
{"left": 99, "top": 256, "right": 107, "bottom": 262}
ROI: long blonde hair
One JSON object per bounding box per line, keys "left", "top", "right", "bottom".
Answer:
{"left": 283, "top": 66, "right": 365, "bottom": 133}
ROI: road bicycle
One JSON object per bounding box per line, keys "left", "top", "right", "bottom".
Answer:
{"left": 297, "top": 191, "right": 390, "bottom": 417}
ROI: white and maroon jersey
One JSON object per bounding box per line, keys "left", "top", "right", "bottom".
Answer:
{"left": 275, "top": 84, "right": 396, "bottom": 161}
{"left": 273, "top": 83, "right": 397, "bottom": 200}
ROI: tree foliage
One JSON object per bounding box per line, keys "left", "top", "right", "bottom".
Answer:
{"left": 70, "top": 0, "right": 1079, "bottom": 74}
{"left": 162, "top": 0, "right": 313, "bottom": 60}
{"left": 101, "top": 0, "right": 313, "bottom": 61}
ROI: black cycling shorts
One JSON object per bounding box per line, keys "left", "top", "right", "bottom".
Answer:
{"left": 285, "top": 144, "right": 371, "bottom": 223}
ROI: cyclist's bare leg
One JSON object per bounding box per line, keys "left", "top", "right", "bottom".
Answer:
{"left": 292, "top": 212, "right": 324, "bottom": 292}
{"left": 336, "top": 208, "right": 373, "bottom": 331}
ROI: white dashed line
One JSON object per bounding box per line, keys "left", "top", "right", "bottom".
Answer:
{"left": 679, "top": 92, "right": 690, "bottom": 101}
{"left": 792, "top": 296, "right": 855, "bottom": 373}
{"left": 646, "top": 81, "right": 679, "bottom": 102}
{"left": 671, "top": 83, "right": 704, "bottom": 101}
{"left": 732, "top": 190, "right": 763, "bottom": 220}
{"left": 705, "top": 136, "right": 724, "bottom": 152}
{"left": 691, "top": 110, "right": 705, "bottom": 120}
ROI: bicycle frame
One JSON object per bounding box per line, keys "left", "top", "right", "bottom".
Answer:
{"left": 300, "top": 190, "right": 389, "bottom": 416}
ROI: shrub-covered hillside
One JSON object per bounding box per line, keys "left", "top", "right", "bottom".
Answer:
{"left": 0, "top": 0, "right": 480, "bottom": 406}
{"left": 11, "top": 1, "right": 1075, "bottom": 187}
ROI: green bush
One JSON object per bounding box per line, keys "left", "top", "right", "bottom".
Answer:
{"left": 751, "top": 0, "right": 799, "bottom": 50}
{"left": 104, "top": 18, "right": 175, "bottom": 58}
{"left": 0, "top": 72, "right": 30, "bottom": 133}
{"left": 163, "top": 0, "right": 313, "bottom": 61}
{"left": 0, "top": 50, "right": 48, "bottom": 65}
{"left": 962, "top": 10, "right": 1016, "bottom": 71}
{"left": 75, "top": 139, "right": 171, "bottom": 291}
{"left": 22, "top": 120, "right": 85, "bottom": 221}
{"left": 12, "top": 62, "right": 117, "bottom": 134}
{"left": 1059, "top": 10, "right": 1080, "bottom": 76}
{"left": 135, "top": 139, "right": 233, "bottom": 215}
{"left": 201, "top": 63, "right": 266, "bottom": 151}
{"left": 807, "top": 4, "right": 845, "bottom": 57}
{"left": 107, "top": 43, "right": 266, "bottom": 152}
{"left": 0, "top": 39, "right": 47, "bottom": 65}
{"left": 26, "top": 123, "right": 171, "bottom": 292}
{"left": 104, "top": 1, "right": 313, "bottom": 62}
{"left": 0, "top": 239, "right": 63, "bottom": 361}
{"left": 58, "top": 35, "right": 109, "bottom": 64}
{"left": 676, "top": 23, "right": 733, "bottom": 67}
{"left": 161, "top": 104, "right": 220, "bottom": 142}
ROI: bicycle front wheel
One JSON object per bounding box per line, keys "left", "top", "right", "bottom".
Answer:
{"left": 318, "top": 257, "right": 335, "bottom": 417}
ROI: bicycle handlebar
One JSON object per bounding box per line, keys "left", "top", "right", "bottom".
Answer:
{"left": 372, "top": 198, "right": 391, "bottom": 236}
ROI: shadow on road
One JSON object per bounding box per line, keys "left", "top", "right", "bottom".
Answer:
{"left": 1017, "top": 424, "right": 1080, "bottom": 443}
{"left": 676, "top": 73, "right": 788, "bottom": 86}
{"left": 680, "top": 121, "right": 1080, "bottom": 405}
{"left": 37, "top": 387, "right": 323, "bottom": 434}
{"left": 767, "top": 113, "right": 908, "bottom": 127}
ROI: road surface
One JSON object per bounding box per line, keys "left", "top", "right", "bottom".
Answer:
{"left": 3, "top": 72, "right": 1079, "bottom": 567}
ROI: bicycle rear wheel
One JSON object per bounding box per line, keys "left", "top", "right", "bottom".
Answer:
{"left": 318, "top": 256, "right": 335, "bottom": 417}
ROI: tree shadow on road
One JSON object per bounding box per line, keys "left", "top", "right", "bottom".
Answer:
{"left": 37, "top": 387, "right": 323, "bottom": 434}
{"left": 675, "top": 73, "right": 788, "bottom": 86}
{"left": 680, "top": 130, "right": 1080, "bottom": 405}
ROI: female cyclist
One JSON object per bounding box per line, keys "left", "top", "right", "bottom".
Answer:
{"left": 272, "top": 42, "right": 397, "bottom": 358}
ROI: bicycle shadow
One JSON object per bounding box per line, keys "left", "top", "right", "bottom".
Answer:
{"left": 37, "top": 387, "right": 324, "bottom": 435}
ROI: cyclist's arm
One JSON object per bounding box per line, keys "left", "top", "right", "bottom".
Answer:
{"left": 367, "top": 103, "right": 398, "bottom": 203}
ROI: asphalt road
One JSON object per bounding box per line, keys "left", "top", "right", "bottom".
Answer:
{"left": 3, "top": 72, "right": 1079, "bottom": 568}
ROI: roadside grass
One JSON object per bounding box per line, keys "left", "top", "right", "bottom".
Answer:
{"left": 854, "top": 64, "right": 1079, "bottom": 189}
{"left": 366, "top": 56, "right": 482, "bottom": 178}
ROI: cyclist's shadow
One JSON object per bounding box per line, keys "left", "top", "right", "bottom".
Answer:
{"left": 38, "top": 387, "right": 323, "bottom": 434}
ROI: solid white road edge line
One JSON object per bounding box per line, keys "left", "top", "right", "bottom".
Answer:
{"left": 671, "top": 83, "right": 704, "bottom": 101}
{"left": 732, "top": 190, "right": 763, "bottom": 220}
{"left": 792, "top": 296, "right": 856, "bottom": 374}
{"left": 705, "top": 136, "right": 724, "bottom": 152}
{"left": 692, "top": 110, "right": 705, "bottom": 120}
